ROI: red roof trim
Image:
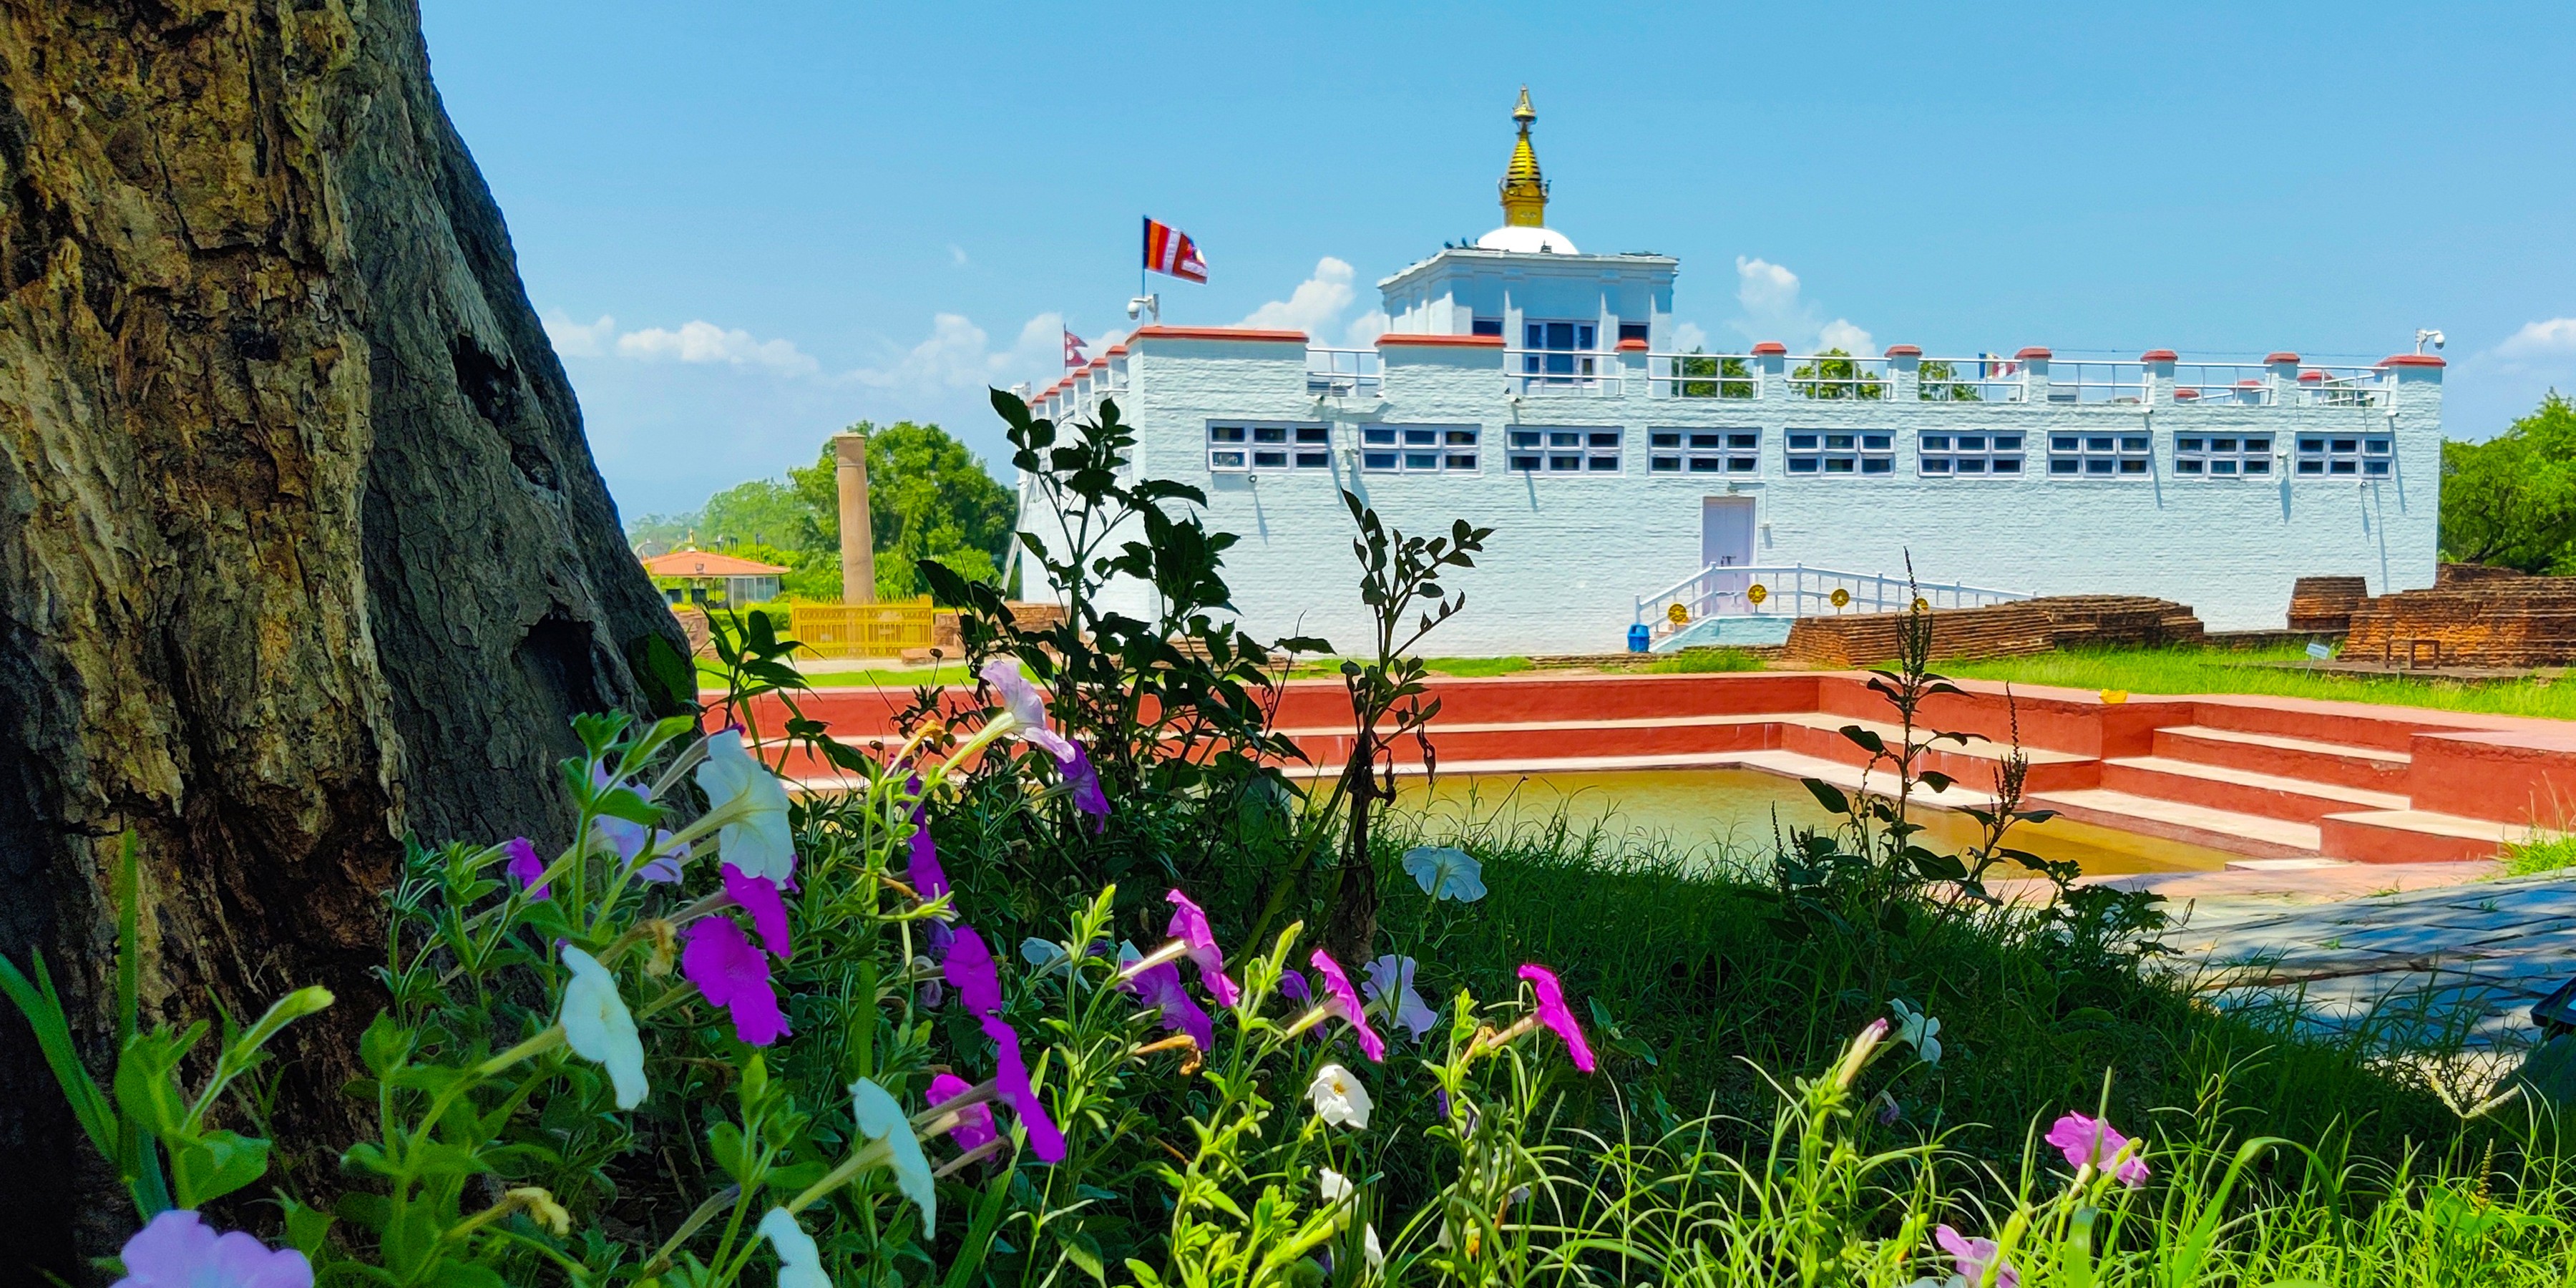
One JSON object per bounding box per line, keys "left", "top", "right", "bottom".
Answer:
{"left": 1750, "top": 341, "right": 1788, "bottom": 356}
{"left": 2298, "top": 370, "right": 2326, "bottom": 381}
{"left": 2140, "top": 348, "right": 2178, "bottom": 362}
{"left": 2264, "top": 351, "right": 2299, "bottom": 364}
{"left": 2380, "top": 353, "right": 2446, "bottom": 368}
{"left": 2014, "top": 346, "right": 2053, "bottom": 361}
{"left": 1883, "top": 343, "right": 1921, "bottom": 357}
{"left": 2172, "top": 389, "right": 2200, "bottom": 399}
{"left": 1616, "top": 337, "right": 1649, "bottom": 351}
{"left": 1128, "top": 325, "right": 1309, "bottom": 343}
{"left": 1376, "top": 333, "right": 1505, "bottom": 347}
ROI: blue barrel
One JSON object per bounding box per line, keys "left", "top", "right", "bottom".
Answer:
{"left": 1626, "top": 623, "right": 1652, "bottom": 653}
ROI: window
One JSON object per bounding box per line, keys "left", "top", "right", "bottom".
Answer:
{"left": 1471, "top": 316, "right": 1503, "bottom": 338}
{"left": 1360, "top": 425, "right": 1480, "bottom": 473}
{"left": 1508, "top": 427, "right": 1621, "bottom": 474}
{"left": 1917, "top": 432, "right": 2025, "bottom": 478}
{"left": 2296, "top": 434, "right": 2393, "bottom": 477}
{"left": 1649, "top": 429, "right": 1760, "bottom": 475}
{"left": 1209, "top": 422, "right": 1331, "bottom": 472}
{"left": 2174, "top": 434, "right": 2274, "bottom": 478}
{"left": 1617, "top": 321, "right": 1650, "bottom": 346}
{"left": 1521, "top": 320, "right": 1599, "bottom": 382}
{"left": 2047, "top": 432, "right": 2153, "bottom": 478}
{"left": 1785, "top": 429, "right": 1893, "bottom": 477}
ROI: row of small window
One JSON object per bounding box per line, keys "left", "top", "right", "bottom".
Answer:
{"left": 1209, "top": 424, "right": 2395, "bottom": 479}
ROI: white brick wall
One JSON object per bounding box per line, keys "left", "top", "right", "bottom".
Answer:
{"left": 1028, "top": 338, "right": 2441, "bottom": 658}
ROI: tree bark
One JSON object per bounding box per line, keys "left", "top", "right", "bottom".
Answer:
{"left": 0, "top": 1, "right": 689, "bottom": 1272}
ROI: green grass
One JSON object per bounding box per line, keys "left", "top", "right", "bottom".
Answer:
{"left": 1422, "top": 655, "right": 1533, "bottom": 678}
{"left": 1943, "top": 644, "right": 2576, "bottom": 720}
{"left": 2503, "top": 831, "right": 2576, "bottom": 876}
{"left": 1642, "top": 646, "right": 1770, "bottom": 674}
{"left": 698, "top": 658, "right": 972, "bottom": 689}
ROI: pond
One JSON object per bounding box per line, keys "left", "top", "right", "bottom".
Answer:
{"left": 1387, "top": 768, "right": 2237, "bottom": 875}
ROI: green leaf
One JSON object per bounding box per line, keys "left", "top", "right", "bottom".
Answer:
{"left": 281, "top": 1198, "right": 336, "bottom": 1255}
{"left": 1055, "top": 1228, "right": 1108, "bottom": 1284}
{"left": 1800, "top": 778, "right": 1851, "bottom": 816}
{"left": 1838, "top": 724, "right": 1886, "bottom": 756}
{"left": 171, "top": 1130, "right": 270, "bottom": 1208}
{"left": 0, "top": 949, "right": 119, "bottom": 1160}
{"left": 113, "top": 1027, "right": 200, "bottom": 1139}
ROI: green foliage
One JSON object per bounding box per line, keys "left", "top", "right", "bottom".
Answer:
{"left": 702, "top": 479, "right": 818, "bottom": 552}
{"left": 1790, "top": 348, "right": 1884, "bottom": 400}
{"left": 1674, "top": 349, "right": 1755, "bottom": 399}
{"left": 1644, "top": 647, "right": 1767, "bottom": 673}
{"left": 1944, "top": 644, "right": 2576, "bottom": 721}
{"left": 2442, "top": 393, "right": 2576, "bottom": 571}
{"left": 789, "top": 420, "right": 1018, "bottom": 600}
{"left": 1917, "top": 358, "right": 1984, "bottom": 402}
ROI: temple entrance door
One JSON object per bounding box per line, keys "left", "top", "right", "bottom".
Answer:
{"left": 1701, "top": 496, "right": 1757, "bottom": 613}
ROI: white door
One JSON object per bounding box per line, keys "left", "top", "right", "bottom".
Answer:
{"left": 1701, "top": 497, "right": 1757, "bottom": 613}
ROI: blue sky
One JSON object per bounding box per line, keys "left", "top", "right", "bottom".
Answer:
{"left": 419, "top": 1, "right": 2576, "bottom": 519}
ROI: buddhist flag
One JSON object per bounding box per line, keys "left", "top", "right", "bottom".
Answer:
{"left": 1063, "top": 328, "right": 1088, "bottom": 369}
{"left": 1143, "top": 217, "right": 1208, "bottom": 283}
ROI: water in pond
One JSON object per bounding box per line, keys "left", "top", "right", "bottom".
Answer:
{"left": 1388, "top": 769, "right": 2236, "bottom": 875}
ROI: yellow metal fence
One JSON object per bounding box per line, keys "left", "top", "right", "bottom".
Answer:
{"left": 789, "top": 599, "right": 937, "bottom": 658}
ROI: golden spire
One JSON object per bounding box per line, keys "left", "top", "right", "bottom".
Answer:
{"left": 1498, "top": 85, "right": 1548, "bottom": 228}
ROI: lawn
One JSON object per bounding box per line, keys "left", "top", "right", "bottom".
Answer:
{"left": 1943, "top": 644, "right": 2576, "bottom": 721}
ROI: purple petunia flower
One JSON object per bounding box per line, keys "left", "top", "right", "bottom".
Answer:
{"left": 114, "top": 1210, "right": 312, "bottom": 1288}
{"left": 1164, "top": 889, "right": 1241, "bottom": 1008}
{"left": 504, "top": 837, "right": 549, "bottom": 902}
{"left": 1517, "top": 964, "right": 1596, "bottom": 1073}
{"left": 1308, "top": 951, "right": 1386, "bottom": 1063}
{"left": 980, "top": 659, "right": 1076, "bottom": 762}
{"left": 682, "top": 917, "right": 790, "bottom": 1046}
{"left": 945, "top": 925, "right": 1067, "bottom": 1161}
{"left": 591, "top": 762, "right": 677, "bottom": 881}
{"left": 905, "top": 776, "right": 950, "bottom": 902}
{"left": 2046, "top": 1111, "right": 2151, "bottom": 1188}
{"left": 1063, "top": 743, "right": 1110, "bottom": 831}
{"left": 721, "top": 863, "right": 793, "bottom": 960}
{"left": 1123, "top": 960, "right": 1216, "bottom": 1052}
{"left": 1934, "top": 1224, "right": 2019, "bottom": 1288}
{"left": 1279, "top": 969, "right": 1312, "bottom": 1005}
{"left": 927, "top": 1072, "right": 997, "bottom": 1153}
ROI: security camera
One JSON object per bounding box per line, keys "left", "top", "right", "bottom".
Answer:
{"left": 2416, "top": 328, "right": 2445, "bottom": 353}
{"left": 1127, "top": 294, "right": 1160, "bottom": 323}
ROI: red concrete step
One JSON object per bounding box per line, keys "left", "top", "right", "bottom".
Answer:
{"left": 2318, "top": 809, "right": 2537, "bottom": 864}
{"left": 2030, "top": 789, "right": 2322, "bottom": 859}
{"left": 1774, "top": 716, "right": 2100, "bottom": 794}
{"left": 1281, "top": 714, "right": 1780, "bottom": 768}
{"left": 2148, "top": 724, "right": 2411, "bottom": 792}
{"left": 2178, "top": 696, "right": 2471, "bottom": 753}
{"left": 2098, "top": 756, "right": 2409, "bottom": 824}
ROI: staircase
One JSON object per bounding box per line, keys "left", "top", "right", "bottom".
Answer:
{"left": 743, "top": 672, "right": 2576, "bottom": 865}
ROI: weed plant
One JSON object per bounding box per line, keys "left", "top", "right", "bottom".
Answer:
{"left": 1946, "top": 645, "right": 2576, "bottom": 720}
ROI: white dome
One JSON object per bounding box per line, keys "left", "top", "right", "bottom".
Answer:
{"left": 1473, "top": 225, "right": 1579, "bottom": 254}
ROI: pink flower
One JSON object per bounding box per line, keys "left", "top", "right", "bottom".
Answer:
{"left": 980, "top": 659, "right": 1075, "bottom": 762}
{"left": 114, "top": 1210, "right": 312, "bottom": 1288}
{"left": 1164, "top": 889, "right": 1240, "bottom": 1008}
{"left": 1064, "top": 743, "right": 1109, "bottom": 830}
{"left": 905, "top": 776, "right": 950, "bottom": 902}
{"left": 682, "top": 917, "right": 791, "bottom": 1046}
{"left": 1123, "top": 960, "right": 1215, "bottom": 1051}
{"left": 1517, "top": 965, "right": 1596, "bottom": 1073}
{"left": 504, "top": 837, "right": 549, "bottom": 902}
{"left": 1934, "top": 1224, "right": 2019, "bottom": 1288}
{"left": 1309, "top": 950, "right": 1386, "bottom": 1063}
{"left": 945, "top": 925, "right": 1066, "bottom": 1161}
{"left": 2046, "top": 1111, "right": 2150, "bottom": 1187}
{"left": 927, "top": 1071, "right": 997, "bottom": 1153}
{"left": 722, "top": 863, "right": 793, "bottom": 960}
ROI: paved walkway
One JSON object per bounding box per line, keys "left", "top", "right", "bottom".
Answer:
{"left": 2099, "top": 863, "right": 2576, "bottom": 1052}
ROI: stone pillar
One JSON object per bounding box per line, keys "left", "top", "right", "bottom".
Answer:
{"left": 1884, "top": 343, "right": 1922, "bottom": 399}
{"left": 2140, "top": 348, "right": 2178, "bottom": 404}
{"left": 834, "top": 431, "right": 874, "bottom": 604}
{"left": 2015, "top": 347, "right": 2053, "bottom": 402}
{"left": 1752, "top": 341, "right": 1788, "bottom": 401}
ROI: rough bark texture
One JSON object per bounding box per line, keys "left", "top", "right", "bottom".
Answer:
{"left": 0, "top": 1, "right": 688, "bottom": 1273}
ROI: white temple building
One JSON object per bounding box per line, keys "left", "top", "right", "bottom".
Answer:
{"left": 1024, "top": 89, "right": 2442, "bottom": 657}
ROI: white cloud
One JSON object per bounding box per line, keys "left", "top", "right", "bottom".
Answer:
{"left": 949, "top": 243, "right": 970, "bottom": 267}
{"left": 1238, "top": 257, "right": 1358, "bottom": 336}
{"left": 2496, "top": 318, "right": 2576, "bottom": 361}
{"left": 1669, "top": 321, "right": 1709, "bottom": 353}
{"left": 1342, "top": 311, "right": 1390, "bottom": 346}
{"left": 853, "top": 311, "right": 1063, "bottom": 395}
{"left": 1727, "top": 256, "right": 1873, "bottom": 353}
{"left": 545, "top": 312, "right": 617, "bottom": 358}
{"left": 615, "top": 320, "right": 820, "bottom": 374}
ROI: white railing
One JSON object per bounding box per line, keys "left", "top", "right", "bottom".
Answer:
{"left": 2169, "top": 364, "right": 2273, "bottom": 405}
{"left": 1914, "top": 358, "right": 2026, "bottom": 404}
{"left": 1506, "top": 348, "right": 1624, "bottom": 396}
{"left": 1785, "top": 354, "right": 1894, "bottom": 401}
{"left": 2043, "top": 361, "right": 2148, "bottom": 404}
{"left": 1634, "top": 563, "right": 2036, "bottom": 629}
{"left": 1646, "top": 352, "right": 1760, "bottom": 399}
{"left": 2298, "top": 366, "right": 2389, "bottom": 408}
{"left": 1307, "top": 347, "right": 1382, "bottom": 398}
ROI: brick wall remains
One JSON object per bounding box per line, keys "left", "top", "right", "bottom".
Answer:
{"left": 2345, "top": 567, "right": 2576, "bottom": 668}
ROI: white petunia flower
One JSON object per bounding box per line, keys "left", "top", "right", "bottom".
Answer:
{"left": 979, "top": 659, "right": 1075, "bottom": 761}
{"left": 1365, "top": 1224, "right": 1385, "bottom": 1270}
{"left": 1307, "top": 1062, "right": 1372, "bottom": 1130}
{"left": 851, "top": 1078, "right": 937, "bottom": 1235}
{"left": 1021, "top": 937, "right": 1073, "bottom": 976}
{"left": 1890, "top": 998, "right": 1943, "bottom": 1068}
{"left": 758, "top": 1207, "right": 833, "bottom": 1288}
{"left": 559, "top": 947, "right": 647, "bottom": 1109}
{"left": 1319, "top": 1166, "right": 1353, "bottom": 1205}
{"left": 694, "top": 729, "right": 796, "bottom": 882}
{"left": 1402, "top": 846, "right": 1487, "bottom": 902}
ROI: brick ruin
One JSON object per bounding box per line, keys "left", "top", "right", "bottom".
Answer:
{"left": 2288, "top": 575, "right": 2371, "bottom": 633}
{"left": 1781, "top": 595, "right": 2205, "bottom": 668}
{"left": 2343, "top": 565, "right": 2576, "bottom": 668}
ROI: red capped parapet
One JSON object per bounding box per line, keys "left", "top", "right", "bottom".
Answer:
{"left": 1883, "top": 343, "right": 1921, "bottom": 358}
{"left": 1751, "top": 341, "right": 1788, "bottom": 356}
{"left": 2140, "top": 349, "right": 2179, "bottom": 363}
{"left": 2014, "top": 346, "right": 2052, "bottom": 361}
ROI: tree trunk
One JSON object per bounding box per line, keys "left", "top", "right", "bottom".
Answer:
{"left": 0, "top": 1, "right": 690, "bottom": 1272}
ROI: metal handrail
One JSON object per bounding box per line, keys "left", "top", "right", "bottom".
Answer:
{"left": 1634, "top": 563, "right": 2036, "bottom": 628}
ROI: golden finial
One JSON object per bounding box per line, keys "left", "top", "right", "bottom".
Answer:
{"left": 1499, "top": 86, "right": 1548, "bottom": 228}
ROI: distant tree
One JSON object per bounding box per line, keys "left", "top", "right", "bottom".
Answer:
{"left": 1675, "top": 348, "right": 1754, "bottom": 398}
{"left": 623, "top": 511, "right": 699, "bottom": 555}
{"left": 1918, "top": 358, "right": 1984, "bottom": 402}
{"left": 2441, "top": 392, "right": 2576, "bottom": 571}
{"left": 698, "top": 479, "right": 814, "bottom": 551}
{"left": 1790, "top": 348, "right": 1885, "bottom": 400}
{"left": 787, "top": 421, "right": 1018, "bottom": 599}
